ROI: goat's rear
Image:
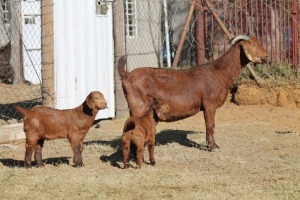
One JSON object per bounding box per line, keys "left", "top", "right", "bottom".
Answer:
{"left": 15, "top": 105, "right": 28, "bottom": 117}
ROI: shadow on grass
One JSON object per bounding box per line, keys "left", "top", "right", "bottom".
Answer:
{"left": 0, "top": 156, "right": 70, "bottom": 168}
{"left": 84, "top": 129, "right": 208, "bottom": 168}
{"left": 156, "top": 129, "right": 209, "bottom": 151}
{"left": 85, "top": 138, "right": 123, "bottom": 169}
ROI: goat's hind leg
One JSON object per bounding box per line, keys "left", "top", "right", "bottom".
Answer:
{"left": 24, "top": 146, "right": 34, "bottom": 168}
{"left": 34, "top": 139, "right": 45, "bottom": 167}
{"left": 24, "top": 138, "right": 35, "bottom": 168}
{"left": 122, "top": 139, "right": 131, "bottom": 169}
{"left": 135, "top": 142, "right": 144, "bottom": 169}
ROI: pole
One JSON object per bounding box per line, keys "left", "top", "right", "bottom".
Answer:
{"left": 171, "top": 0, "right": 196, "bottom": 68}
{"left": 163, "top": 0, "right": 171, "bottom": 67}
{"left": 195, "top": 0, "right": 205, "bottom": 65}
{"left": 113, "top": 0, "right": 127, "bottom": 118}
{"left": 41, "top": 0, "right": 55, "bottom": 107}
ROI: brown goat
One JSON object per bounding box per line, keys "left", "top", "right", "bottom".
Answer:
{"left": 15, "top": 91, "right": 107, "bottom": 167}
{"left": 118, "top": 35, "right": 268, "bottom": 151}
{"left": 122, "top": 110, "right": 157, "bottom": 169}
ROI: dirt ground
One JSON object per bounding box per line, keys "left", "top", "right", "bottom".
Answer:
{"left": 0, "top": 100, "right": 299, "bottom": 199}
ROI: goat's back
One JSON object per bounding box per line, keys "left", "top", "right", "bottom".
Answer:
{"left": 123, "top": 112, "right": 156, "bottom": 138}
{"left": 16, "top": 106, "right": 88, "bottom": 139}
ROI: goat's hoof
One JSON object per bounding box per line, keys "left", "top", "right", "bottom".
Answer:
{"left": 150, "top": 161, "right": 156, "bottom": 166}
{"left": 24, "top": 164, "right": 32, "bottom": 168}
{"left": 36, "top": 163, "right": 45, "bottom": 168}
{"left": 136, "top": 165, "right": 142, "bottom": 169}
{"left": 124, "top": 163, "right": 130, "bottom": 169}
{"left": 74, "top": 163, "right": 84, "bottom": 168}
{"left": 210, "top": 146, "right": 220, "bottom": 152}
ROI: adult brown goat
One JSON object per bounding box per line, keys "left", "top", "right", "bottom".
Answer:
{"left": 15, "top": 91, "right": 107, "bottom": 167}
{"left": 118, "top": 35, "right": 268, "bottom": 151}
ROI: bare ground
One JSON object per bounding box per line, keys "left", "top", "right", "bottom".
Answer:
{"left": 0, "top": 101, "right": 299, "bottom": 200}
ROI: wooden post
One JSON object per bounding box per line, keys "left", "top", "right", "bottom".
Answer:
{"left": 195, "top": 0, "right": 205, "bottom": 65}
{"left": 41, "top": 0, "right": 55, "bottom": 107}
{"left": 298, "top": 0, "right": 300, "bottom": 73}
{"left": 171, "top": 0, "right": 196, "bottom": 68}
{"left": 10, "top": 0, "right": 23, "bottom": 85}
{"left": 113, "top": 0, "right": 128, "bottom": 118}
{"left": 292, "top": 0, "right": 299, "bottom": 70}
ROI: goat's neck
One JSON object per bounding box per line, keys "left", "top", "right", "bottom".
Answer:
{"left": 211, "top": 43, "right": 249, "bottom": 88}
{"left": 76, "top": 101, "right": 98, "bottom": 123}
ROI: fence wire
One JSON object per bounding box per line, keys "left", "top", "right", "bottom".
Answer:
{"left": 0, "top": 0, "right": 298, "bottom": 126}
{"left": 125, "top": 0, "right": 298, "bottom": 70}
{"left": 0, "top": 0, "right": 42, "bottom": 126}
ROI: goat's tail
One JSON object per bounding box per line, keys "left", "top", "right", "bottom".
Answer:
{"left": 118, "top": 55, "right": 128, "bottom": 80}
{"left": 123, "top": 117, "right": 136, "bottom": 133}
{"left": 15, "top": 105, "right": 27, "bottom": 117}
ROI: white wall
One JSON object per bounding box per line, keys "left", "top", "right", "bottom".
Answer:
{"left": 53, "top": 0, "right": 115, "bottom": 119}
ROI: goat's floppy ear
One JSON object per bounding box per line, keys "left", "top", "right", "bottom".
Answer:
{"left": 231, "top": 35, "right": 254, "bottom": 62}
{"left": 86, "top": 92, "right": 96, "bottom": 110}
{"left": 240, "top": 39, "right": 255, "bottom": 62}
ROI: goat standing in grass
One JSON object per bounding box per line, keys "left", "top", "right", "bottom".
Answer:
{"left": 122, "top": 110, "right": 158, "bottom": 169}
{"left": 118, "top": 35, "right": 268, "bottom": 151}
{"left": 15, "top": 91, "right": 107, "bottom": 167}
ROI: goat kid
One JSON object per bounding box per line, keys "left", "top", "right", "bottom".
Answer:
{"left": 118, "top": 35, "right": 268, "bottom": 151}
{"left": 122, "top": 110, "right": 157, "bottom": 169}
{"left": 15, "top": 91, "right": 107, "bottom": 167}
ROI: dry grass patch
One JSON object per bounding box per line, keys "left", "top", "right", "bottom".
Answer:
{"left": 0, "top": 103, "right": 299, "bottom": 199}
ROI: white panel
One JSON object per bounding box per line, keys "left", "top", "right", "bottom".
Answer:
{"left": 21, "top": 1, "right": 41, "bottom": 84}
{"left": 95, "top": 3, "right": 115, "bottom": 118}
{"left": 53, "top": 0, "right": 115, "bottom": 119}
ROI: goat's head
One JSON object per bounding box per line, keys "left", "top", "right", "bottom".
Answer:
{"left": 86, "top": 91, "right": 108, "bottom": 110}
{"left": 231, "top": 35, "right": 268, "bottom": 64}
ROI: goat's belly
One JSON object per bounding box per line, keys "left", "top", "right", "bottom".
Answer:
{"left": 44, "top": 131, "right": 67, "bottom": 140}
{"left": 156, "top": 108, "right": 200, "bottom": 122}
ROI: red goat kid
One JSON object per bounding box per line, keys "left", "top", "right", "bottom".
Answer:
{"left": 118, "top": 35, "right": 268, "bottom": 151}
{"left": 15, "top": 91, "right": 107, "bottom": 167}
{"left": 122, "top": 110, "right": 158, "bottom": 169}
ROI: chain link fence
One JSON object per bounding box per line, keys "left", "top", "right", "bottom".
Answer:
{"left": 0, "top": 0, "right": 42, "bottom": 126}
{"left": 124, "top": 0, "right": 298, "bottom": 70}
{"left": 0, "top": 0, "right": 299, "bottom": 126}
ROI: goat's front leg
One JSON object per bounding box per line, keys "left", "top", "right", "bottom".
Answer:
{"left": 203, "top": 107, "right": 219, "bottom": 151}
{"left": 34, "top": 139, "right": 45, "bottom": 167}
{"left": 71, "top": 139, "right": 84, "bottom": 167}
